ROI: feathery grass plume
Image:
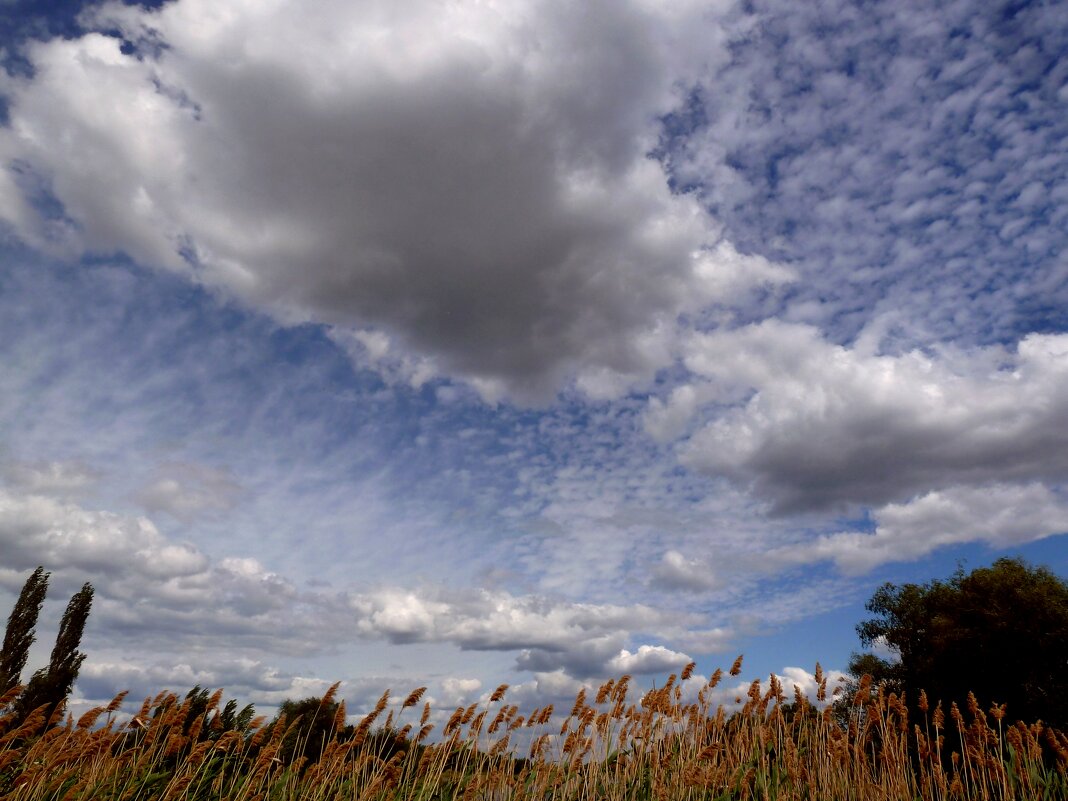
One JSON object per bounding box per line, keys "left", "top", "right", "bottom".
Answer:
{"left": 729, "top": 654, "right": 744, "bottom": 676}
{"left": 814, "top": 662, "right": 826, "bottom": 703}
{"left": 443, "top": 706, "right": 464, "bottom": 735}
{"left": 706, "top": 668, "right": 723, "bottom": 691}
{"left": 402, "top": 686, "right": 427, "bottom": 709}
{"left": 489, "top": 683, "right": 509, "bottom": 703}
{"left": 1, "top": 661, "right": 1066, "bottom": 801}
{"left": 321, "top": 681, "right": 341, "bottom": 709}
{"left": 331, "top": 699, "right": 346, "bottom": 732}
{"left": 459, "top": 702, "right": 478, "bottom": 726}
{"left": 681, "top": 661, "right": 696, "bottom": 681}
{"left": 205, "top": 688, "right": 224, "bottom": 714}
{"left": 595, "top": 678, "right": 614, "bottom": 706}
{"left": 569, "top": 688, "right": 587, "bottom": 719}
{"left": 75, "top": 705, "right": 105, "bottom": 730}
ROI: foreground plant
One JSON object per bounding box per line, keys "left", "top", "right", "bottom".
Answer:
{"left": 1, "top": 659, "right": 1065, "bottom": 800}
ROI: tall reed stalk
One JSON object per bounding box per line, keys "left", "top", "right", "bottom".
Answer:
{"left": 1, "top": 660, "right": 1065, "bottom": 800}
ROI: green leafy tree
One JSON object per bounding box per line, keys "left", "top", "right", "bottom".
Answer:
{"left": 271, "top": 694, "right": 349, "bottom": 765}
{"left": 0, "top": 567, "right": 50, "bottom": 697}
{"left": 15, "top": 581, "right": 94, "bottom": 724}
{"left": 850, "top": 557, "right": 1068, "bottom": 730}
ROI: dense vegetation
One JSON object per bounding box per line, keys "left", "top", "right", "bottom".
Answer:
{"left": 848, "top": 557, "right": 1068, "bottom": 732}
{"left": 0, "top": 560, "right": 1065, "bottom": 799}
{"left": 1, "top": 660, "right": 1066, "bottom": 800}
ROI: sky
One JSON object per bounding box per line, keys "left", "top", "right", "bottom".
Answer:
{"left": 1, "top": 0, "right": 1067, "bottom": 726}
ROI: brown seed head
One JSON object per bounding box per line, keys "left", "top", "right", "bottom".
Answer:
{"left": 333, "top": 700, "right": 347, "bottom": 731}
{"left": 595, "top": 679, "right": 614, "bottom": 705}
{"left": 570, "top": 688, "right": 587, "bottom": 718}
{"left": 729, "top": 655, "right": 744, "bottom": 676}
{"left": 321, "top": 681, "right": 341, "bottom": 708}
{"left": 105, "top": 690, "right": 129, "bottom": 714}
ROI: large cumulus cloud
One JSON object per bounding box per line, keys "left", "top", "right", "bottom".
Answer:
{"left": 665, "top": 321, "right": 1068, "bottom": 512}
{"left": 0, "top": 0, "right": 791, "bottom": 401}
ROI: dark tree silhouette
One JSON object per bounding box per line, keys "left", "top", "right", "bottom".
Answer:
{"left": 15, "top": 581, "right": 94, "bottom": 725}
{"left": 271, "top": 694, "right": 349, "bottom": 765}
{"left": 850, "top": 557, "right": 1068, "bottom": 730}
{"left": 0, "top": 566, "right": 50, "bottom": 697}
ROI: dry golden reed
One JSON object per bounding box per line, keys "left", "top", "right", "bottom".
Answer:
{"left": 0, "top": 660, "right": 1065, "bottom": 801}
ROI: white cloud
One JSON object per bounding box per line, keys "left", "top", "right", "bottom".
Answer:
{"left": 644, "top": 385, "right": 703, "bottom": 443}
{"left": 349, "top": 586, "right": 703, "bottom": 676}
{"left": 0, "top": 486, "right": 331, "bottom": 654}
{"left": 607, "top": 644, "right": 692, "bottom": 674}
{"left": 0, "top": 487, "right": 209, "bottom": 581}
{"left": 673, "top": 321, "right": 1068, "bottom": 511}
{"left": 668, "top": 0, "right": 1068, "bottom": 348}
{"left": 0, "top": 0, "right": 787, "bottom": 402}
{"left": 650, "top": 549, "right": 719, "bottom": 592}
{"left": 772, "top": 483, "right": 1068, "bottom": 574}
{"left": 771, "top": 666, "right": 850, "bottom": 706}
{"left": 440, "top": 677, "right": 482, "bottom": 705}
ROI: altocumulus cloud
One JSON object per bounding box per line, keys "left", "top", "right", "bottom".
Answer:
{"left": 0, "top": 0, "right": 792, "bottom": 402}
{"left": 0, "top": 473, "right": 717, "bottom": 680}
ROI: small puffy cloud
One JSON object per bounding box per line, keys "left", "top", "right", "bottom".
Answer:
{"left": 440, "top": 677, "right": 482, "bottom": 706}
{"left": 353, "top": 590, "right": 450, "bottom": 644}
{"left": 650, "top": 549, "right": 719, "bottom": 592}
{"left": 607, "top": 644, "right": 692, "bottom": 675}
{"left": 676, "top": 322, "right": 1068, "bottom": 511}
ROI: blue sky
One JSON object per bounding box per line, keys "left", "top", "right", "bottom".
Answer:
{"left": 1, "top": 0, "right": 1067, "bottom": 723}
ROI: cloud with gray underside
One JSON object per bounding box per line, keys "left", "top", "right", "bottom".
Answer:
{"left": 0, "top": 0, "right": 795, "bottom": 402}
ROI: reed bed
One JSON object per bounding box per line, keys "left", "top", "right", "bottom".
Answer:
{"left": 0, "top": 660, "right": 1065, "bottom": 800}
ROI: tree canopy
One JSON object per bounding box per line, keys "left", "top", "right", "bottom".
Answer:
{"left": 850, "top": 557, "right": 1068, "bottom": 730}
{"left": 1, "top": 569, "right": 95, "bottom": 726}
{"left": 0, "top": 566, "right": 49, "bottom": 697}
{"left": 15, "top": 581, "right": 94, "bottom": 724}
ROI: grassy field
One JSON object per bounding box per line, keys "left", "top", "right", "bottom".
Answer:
{"left": 1, "top": 660, "right": 1066, "bottom": 800}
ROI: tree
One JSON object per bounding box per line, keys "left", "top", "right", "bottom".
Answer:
{"left": 271, "top": 694, "right": 349, "bottom": 766}
{"left": 0, "top": 567, "right": 50, "bottom": 698}
{"left": 850, "top": 557, "right": 1068, "bottom": 730}
{"left": 15, "top": 581, "right": 94, "bottom": 725}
